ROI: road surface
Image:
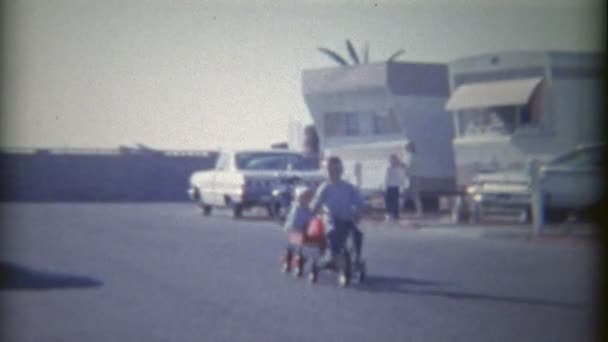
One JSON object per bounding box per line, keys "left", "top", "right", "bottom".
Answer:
{"left": 0, "top": 203, "right": 599, "bottom": 341}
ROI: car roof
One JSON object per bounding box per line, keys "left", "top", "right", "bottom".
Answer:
{"left": 575, "top": 142, "right": 605, "bottom": 150}
{"left": 219, "top": 149, "right": 304, "bottom": 155}
{"left": 549, "top": 143, "right": 605, "bottom": 163}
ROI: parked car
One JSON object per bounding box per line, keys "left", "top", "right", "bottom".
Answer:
{"left": 465, "top": 143, "right": 605, "bottom": 222}
{"left": 188, "top": 149, "right": 324, "bottom": 218}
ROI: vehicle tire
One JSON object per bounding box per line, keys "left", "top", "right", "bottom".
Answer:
{"left": 202, "top": 205, "right": 212, "bottom": 216}
{"left": 232, "top": 204, "right": 243, "bottom": 219}
{"left": 422, "top": 196, "right": 439, "bottom": 212}
{"left": 266, "top": 204, "right": 276, "bottom": 219}
{"left": 191, "top": 187, "right": 200, "bottom": 201}
{"left": 545, "top": 208, "right": 569, "bottom": 223}
{"left": 270, "top": 201, "right": 288, "bottom": 222}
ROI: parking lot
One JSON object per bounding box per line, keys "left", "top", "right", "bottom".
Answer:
{"left": 0, "top": 203, "right": 601, "bottom": 341}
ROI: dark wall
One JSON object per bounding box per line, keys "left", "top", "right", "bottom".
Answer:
{"left": 0, "top": 150, "right": 217, "bottom": 202}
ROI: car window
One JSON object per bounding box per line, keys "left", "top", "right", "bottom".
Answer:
{"left": 235, "top": 153, "right": 289, "bottom": 170}
{"left": 287, "top": 155, "right": 320, "bottom": 170}
{"left": 215, "top": 153, "right": 229, "bottom": 170}
{"left": 549, "top": 146, "right": 604, "bottom": 167}
{"left": 234, "top": 152, "right": 320, "bottom": 171}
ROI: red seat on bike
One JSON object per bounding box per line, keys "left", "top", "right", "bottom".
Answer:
{"left": 306, "top": 217, "right": 325, "bottom": 242}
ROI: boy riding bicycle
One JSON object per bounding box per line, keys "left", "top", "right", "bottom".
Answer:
{"left": 311, "top": 156, "right": 365, "bottom": 267}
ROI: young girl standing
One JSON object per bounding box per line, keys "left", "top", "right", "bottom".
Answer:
{"left": 384, "top": 154, "right": 408, "bottom": 222}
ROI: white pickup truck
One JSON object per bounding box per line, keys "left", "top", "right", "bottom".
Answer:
{"left": 188, "top": 149, "right": 324, "bottom": 218}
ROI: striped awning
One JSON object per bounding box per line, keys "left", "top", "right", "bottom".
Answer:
{"left": 445, "top": 77, "right": 544, "bottom": 111}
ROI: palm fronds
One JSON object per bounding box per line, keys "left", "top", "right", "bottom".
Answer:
{"left": 319, "top": 41, "right": 404, "bottom": 66}
{"left": 362, "top": 41, "right": 369, "bottom": 64}
{"left": 346, "top": 39, "right": 360, "bottom": 64}
{"left": 318, "top": 48, "right": 349, "bottom": 66}
{"left": 387, "top": 49, "right": 405, "bottom": 62}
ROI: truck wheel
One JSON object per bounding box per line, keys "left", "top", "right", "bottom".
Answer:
{"left": 191, "top": 187, "right": 200, "bottom": 201}
{"left": 422, "top": 196, "right": 439, "bottom": 212}
{"left": 545, "top": 208, "right": 568, "bottom": 223}
{"left": 266, "top": 204, "right": 275, "bottom": 219}
{"left": 198, "top": 193, "right": 212, "bottom": 216}
{"left": 233, "top": 204, "right": 243, "bottom": 219}
{"left": 202, "top": 205, "right": 212, "bottom": 216}
{"left": 270, "top": 202, "right": 288, "bottom": 222}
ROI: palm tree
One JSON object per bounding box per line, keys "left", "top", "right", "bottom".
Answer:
{"left": 317, "top": 47, "right": 349, "bottom": 66}
{"left": 318, "top": 40, "right": 404, "bottom": 66}
{"left": 387, "top": 49, "right": 405, "bottom": 62}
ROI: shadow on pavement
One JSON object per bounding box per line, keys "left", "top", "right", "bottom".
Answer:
{"left": 363, "top": 275, "right": 446, "bottom": 287}
{"left": 0, "top": 261, "right": 103, "bottom": 290}
{"left": 353, "top": 275, "right": 583, "bottom": 310}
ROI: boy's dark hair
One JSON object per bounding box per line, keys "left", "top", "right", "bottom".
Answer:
{"left": 327, "top": 156, "right": 342, "bottom": 166}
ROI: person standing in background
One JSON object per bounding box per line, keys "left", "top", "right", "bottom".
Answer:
{"left": 402, "top": 142, "right": 423, "bottom": 217}
{"left": 384, "top": 154, "right": 408, "bottom": 222}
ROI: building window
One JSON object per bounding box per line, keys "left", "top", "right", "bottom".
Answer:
{"left": 324, "top": 112, "right": 360, "bottom": 137}
{"left": 457, "top": 104, "right": 542, "bottom": 137}
{"left": 372, "top": 109, "right": 401, "bottom": 135}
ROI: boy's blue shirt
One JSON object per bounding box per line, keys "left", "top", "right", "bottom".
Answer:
{"left": 311, "top": 179, "right": 364, "bottom": 222}
{"left": 283, "top": 203, "right": 314, "bottom": 233}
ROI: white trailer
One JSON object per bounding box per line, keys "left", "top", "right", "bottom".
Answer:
{"left": 444, "top": 51, "right": 604, "bottom": 219}
{"left": 446, "top": 51, "right": 604, "bottom": 188}
{"left": 302, "top": 62, "right": 456, "bottom": 203}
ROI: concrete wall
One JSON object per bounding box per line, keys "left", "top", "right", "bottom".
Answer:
{"left": 0, "top": 150, "right": 218, "bottom": 201}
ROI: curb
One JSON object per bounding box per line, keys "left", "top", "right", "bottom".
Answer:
{"left": 360, "top": 216, "right": 598, "bottom": 242}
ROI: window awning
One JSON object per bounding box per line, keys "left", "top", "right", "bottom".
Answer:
{"left": 445, "top": 77, "right": 544, "bottom": 111}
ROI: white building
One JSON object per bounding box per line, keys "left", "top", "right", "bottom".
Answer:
{"left": 302, "top": 61, "right": 455, "bottom": 199}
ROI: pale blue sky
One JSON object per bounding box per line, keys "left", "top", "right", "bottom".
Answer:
{"left": 1, "top": 0, "right": 605, "bottom": 150}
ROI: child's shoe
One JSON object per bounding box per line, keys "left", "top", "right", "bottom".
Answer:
{"left": 281, "top": 251, "right": 293, "bottom": 273}
{"left": 292, "top": 254, "right": 306, "bottom": 277}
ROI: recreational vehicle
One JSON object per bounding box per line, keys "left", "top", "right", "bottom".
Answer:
{"left": 445, "top": 51, "right": 605, "bottom": 220}
{"left": 302, "top": 62, "right": 456, "bottom": 205}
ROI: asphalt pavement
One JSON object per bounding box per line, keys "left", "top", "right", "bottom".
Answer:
{"left": 0, "top": 203, "right": 600, "bottom": 341}
{"left": 360, "top": 212, "right": 598, "bottom": 242}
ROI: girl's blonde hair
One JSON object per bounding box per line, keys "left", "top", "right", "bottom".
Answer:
{"left": 294, "top": 185, "right": 311, "bottom": 199}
